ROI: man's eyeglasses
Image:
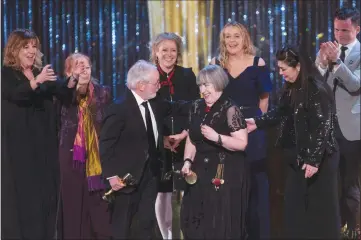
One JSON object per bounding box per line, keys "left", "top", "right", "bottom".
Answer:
{"left": 146, "top": 80, "right": 160, "bottom": 87}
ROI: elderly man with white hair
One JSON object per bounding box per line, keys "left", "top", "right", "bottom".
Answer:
{"left": 99, "top": 60, "right": 188, "bottom": 239}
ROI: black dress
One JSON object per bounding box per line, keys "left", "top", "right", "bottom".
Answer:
{"left": 157, "top": 65, "right": 199, "bottom": 192}
{"left": 181, "top": 94, "right": 250, "bottom": 239}
{"left": 255, "top": 80, "right": 340, "bottom": 239}
{"left": 1, "top": 66, "right": 69, "bottom": 239}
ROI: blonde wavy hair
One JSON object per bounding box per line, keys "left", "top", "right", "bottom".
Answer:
{"left": 218, "top": 22, "right": 255, "bottom": 68}
{"left": 149, "top": 32, "right": 183, "bottom": 65}
{"left": 3, "top": 29, "right": 43, "bottom": 70}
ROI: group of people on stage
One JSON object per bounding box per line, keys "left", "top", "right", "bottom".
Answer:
{"left": 2, "top": 5, "right": 360, "bottom": 240}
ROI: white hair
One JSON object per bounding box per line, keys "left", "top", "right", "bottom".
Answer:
{"left": 126, "top": 60, "right": 157, "bottom": 90}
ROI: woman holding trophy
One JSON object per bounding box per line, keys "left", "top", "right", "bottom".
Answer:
{"left": 170, "top": 65, "right": 250, "bottom": 239}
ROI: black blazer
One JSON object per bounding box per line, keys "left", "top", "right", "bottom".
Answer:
{"left": 99, "top": 88, "right": 189, "bottom": 192}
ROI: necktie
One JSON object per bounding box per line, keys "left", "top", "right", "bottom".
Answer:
{"left": 340, "top": 46, "right": 348, "bottom": 62}
{"left": 333, "top": 46, "right": 348, "bottom": 94}
{"left": 141, "top": 101, "right": 157, "bottom": 158}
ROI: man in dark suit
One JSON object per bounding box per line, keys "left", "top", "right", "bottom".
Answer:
{"left": 100, "top": 60, "right": 168, "bottom": 239}
{"left": 315, "top": 7, "right": 360, "bottom": 231}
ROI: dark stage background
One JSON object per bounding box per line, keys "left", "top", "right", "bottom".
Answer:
{"left": 2, "top": 0, "right": 360, "bottom": 103}
{"left": 2, "top": 0, "right": 360, "bottom": 237}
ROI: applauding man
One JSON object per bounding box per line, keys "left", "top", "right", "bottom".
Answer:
{"left": 316, "top": 6, "right": 360, "bottom": 232}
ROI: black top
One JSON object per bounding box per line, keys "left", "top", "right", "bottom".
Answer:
{"left": 157, "top": 65, "right": 199, "bottom": 136}
{"left": 1, "top": 66, "right": 71, "bottom": 239}
{"left": 181, "top": 94, "right": 250, "bottom": 239}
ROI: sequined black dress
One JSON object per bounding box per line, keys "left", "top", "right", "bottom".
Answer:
{"left": 180, "top": 94, "right": 250, "bottom": 239}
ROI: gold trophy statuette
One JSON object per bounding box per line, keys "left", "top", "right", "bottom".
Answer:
{"left": 102, "top": 173, "right": 136, "bottom": 202}
{"left": 165, "top": 170, "right": 197, "bottom": 185}
{"left": 184, "top": 170, "right": 197, "bottom": 185}
{"left": 102, "top": 179, "right": 125, "bottom": 201}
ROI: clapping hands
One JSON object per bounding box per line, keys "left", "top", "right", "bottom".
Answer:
{"left": 319, "top": 41, "right": 341, "bottom": 66}
{"left": 36, "top": 64, "right": 57, "bottom": 84}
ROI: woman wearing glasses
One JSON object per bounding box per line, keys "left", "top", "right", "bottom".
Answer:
{"left": 246, "top": 46, "right": 340, "bottom": 239}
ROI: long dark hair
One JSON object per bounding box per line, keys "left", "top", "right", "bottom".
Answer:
{"left": 276, "top": 46, "right": 333, "bottom": 107}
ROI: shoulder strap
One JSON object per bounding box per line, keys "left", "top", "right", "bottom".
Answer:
{"left": 215, "top": 58, "right": 221, "bottom": 66}
{"left": 253, "top": 56, "right": 260, "bottom": 66}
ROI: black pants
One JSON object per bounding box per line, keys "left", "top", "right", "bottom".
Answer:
{"left": 337, "top": 125, "right": 361, "bottom": 229}
{"left": 282, "top": 148, "right": 340, "bottom": 239}
{"left": 110, "top": 162, "right": 158, "bottom": 239}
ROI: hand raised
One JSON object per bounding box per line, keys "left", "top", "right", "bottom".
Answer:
{"left": 36, "top": 64, "right": 57, "bottom": 83}
{"left": 324, "top": 41, "right": 340, "bottom": 62}
{"left": 72, "top": 60, "right": 85, "bottom": 79}
{"left": 319, "top": 43, "right": 330, "bottom": 67}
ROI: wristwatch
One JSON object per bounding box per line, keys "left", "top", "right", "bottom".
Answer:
{"left": 331, "top": 58, "right": 342, "bottom": 66}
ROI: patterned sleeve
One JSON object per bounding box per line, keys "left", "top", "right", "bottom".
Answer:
{"left": 227, "top": 105, "right": 246, "bottom": 132}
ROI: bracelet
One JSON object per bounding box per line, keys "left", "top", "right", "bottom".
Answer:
{"left": 32, "top": 77, "right": 40, "bottom": 86}
{"left": 184, "top": 158, "right": 193, "bottom": 165}
{"left": 217, "top": 134, "right": 223, "bottom": 146}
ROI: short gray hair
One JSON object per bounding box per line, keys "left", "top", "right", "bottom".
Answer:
{"left": 126, "top": 60, "right": 157, "bottom": 90}
{"left": 197, "top": 65, "right": 229, "bottom": 91}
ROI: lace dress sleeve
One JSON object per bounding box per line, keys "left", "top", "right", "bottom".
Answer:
{"left": 227, "top": 105, "right": 246, "bottom": 132}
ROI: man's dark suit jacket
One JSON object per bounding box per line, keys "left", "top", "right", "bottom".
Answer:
{"left": 99, "top": 88, "right": 187, "bottom": 193}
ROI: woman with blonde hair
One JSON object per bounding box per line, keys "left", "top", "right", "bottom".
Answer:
{"left": 1, "top": 29, "right": 76, "bottom": 239}
{"left": 57, "top": 53, "right": 111, "bottom": 239}
{"left": 211, "top": 21, "right": 272, "bottom": 239}
{"left": 149, "top": 32, "right": 199, "bottom": 239}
